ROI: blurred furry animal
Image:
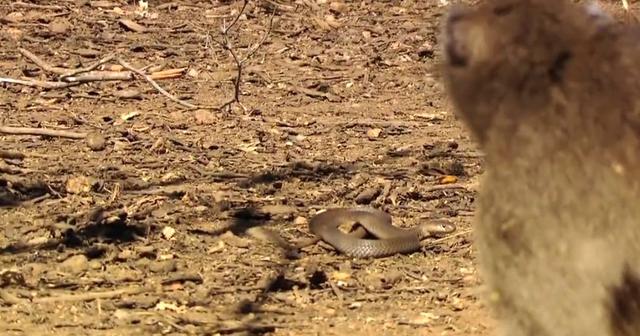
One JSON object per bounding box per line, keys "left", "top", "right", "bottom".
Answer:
{"left": 441, "top": 0, "right": 640, "bottom": 335}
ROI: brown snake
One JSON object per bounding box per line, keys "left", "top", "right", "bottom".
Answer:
{"left": 309, "top": 207, "right": 456, "bottom": 258}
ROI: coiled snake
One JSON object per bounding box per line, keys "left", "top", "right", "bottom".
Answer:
{"left": 309, "top": 207, "right": 456, "bottom": 258}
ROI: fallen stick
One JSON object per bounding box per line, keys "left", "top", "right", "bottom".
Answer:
{"left": 117, "top": 58, "right": 198, "bottom": 109}
{"left": 149, "top": 67, "right": 187, "bottom": 80}
{"left": 62, "top": 71, "right": 133, "bottom": 83}
{"left": 18, "top": 48, "right": 67, "bottom": 75}
{"left": 0, "top": 126, "right": 87, "bottom": 139}
{"left": 0, "top": 150, "right": 25, "bottom": 160}
{"left": 425, "top": 183, "right": 470, "bottom": 192}
{"left": 11, "top": 2, "right": 66, "bottom": 10}
{"left": 32, "top": 286, "right": 149, "bottom": 303}
{"left": 0, "top": 161, "right": 32, "bottom": 174}
{"left": 0, "top": 77, "right": 79, "bottom": 89}
{"left": 15, "top": 49, "right": 208, "bottom": 109}
{"left": 1, "top": 72, "right": 132, "bottom": 87}
{"left": 59, "top": 53, "right": 118, "bottom": 80}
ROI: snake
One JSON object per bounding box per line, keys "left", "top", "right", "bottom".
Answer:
{"left": 309, "top": 207, "right": 456, "bottom": 258}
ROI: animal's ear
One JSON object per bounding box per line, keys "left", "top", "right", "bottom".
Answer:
{"left": 442, "top": 4, "right": 471, "bottom": 68}
{"left": 440, "top": 3, "right": 500, "bottom": 146}
{"left": 582, "top": 0, "right": 614, "bottom": 26}
{"left": 441, "top": 1, "right": 513, "bottom": 71}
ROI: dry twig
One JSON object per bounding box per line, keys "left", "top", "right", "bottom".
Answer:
{"left": 58, "top": 53, "right": 118, "bottom": 80}
{"left": 10, "top": 2, "right": 66, "bottom": 10}
{"left": 33, "top": 286, "right": 149, "bottom": 303}
{"left": 116, "top": 58, "right": 198, "bottom": 109}
{"left": 0, "top": 126, "right": 87, "bottom": 139}
{"left": 62, "top": 71, "right": 133, "bottom": 83}
{"left": 18, "top": 48, "right": 68, "bottom": 75}
{"left": 7, "top": 5, "right": 275, "bottom": 112}
{"left": 0, "top": 77, "right": 79, "bottom": 89}
{"left": 10, "top": 49, "right": 193, "bottom": 108}
{"left": 425, "top": 183, "right": 470, "bottom": 192}
{"left": 214, "top": 0, "right": 276, "bottom": 111}
{"left": 10, "top": 49, "right": 132, "bottom": 86}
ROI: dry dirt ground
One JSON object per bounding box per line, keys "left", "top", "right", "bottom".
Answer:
{"left": 0, "top": 0, "right": 634, "bottom": 335}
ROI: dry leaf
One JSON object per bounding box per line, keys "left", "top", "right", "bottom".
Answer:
{"left": 4, "top": 12, "right": 24, "bottom": 23}
{"left": 194, "top": 109, "right": 215, "bottom": 125}
{"left": 114, "top": 111, "right": 140, "bottom": 125}
{"left": 154, "top": 301, "right": 185, "bottom": 312}
{"left": 366, "top": 128, "right": 382, "bottom": 138}
{"left": 313, "top": 16, "right": 332, "bottom": 31}
{"left": 118, "top": 18, "right": 147, "bottom": 32}
{"left": 187, "top": 68, "right": 200, "bottom": 78}
{"left": 331, "top": 271, "right": 351, "bottom": 281}
{"left": 149, "top": 67, "right": 187, "bottom": 80}
{"left": 162, "top": 226, "right": 176, "bottom": 240}
{"left": 408, "top": 312, "right": 440, "bottom": 326}
{"left": 440, "top": 175, "right": 458, "bottom": 184}
{"left": 66, "top": 176, "right": 95, "bottom": 194}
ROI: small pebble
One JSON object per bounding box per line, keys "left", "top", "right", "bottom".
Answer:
{"left": 366, "top": 128, "right": 382, "bottom": 139}
{"left": 436, "top": 291, "right": 448, "bottom": 301}
{"left": 194, "top": 109, "right": 215, "bottom": 125}
{"left": 355, "top": 187, "right": 380, "bottom": 204}
{"left": 261, "top": 204, "right": 297, "bottom": 217}
{"left": 447, "top": 161, "right": 466, "bottom": 176}
{"left": 117, "top": 295, "right": 158, "bottom": 309}
{"left": 329, "top": 1, "right": 347, "bottom": 13}
{"left": 113, "top": 89, "right": 141, "bottom": 99}
{"left": 348, "top": 302, "right": 362, "bottom": 309}
{"left": 85, "top": 132, "right": 107, "bottom": 151}
{"left": 293, "top": 216, "right": 307, "bottom": 226}
{"left": 22, "top": 263, "right": 46, "bottom": 279}
{"left": 135, "top": 245, "right": 157, "bottom": 258}
{"left": 116, "top": 249, "right": 136, "bottom": 261}
{"left": 148, "top": 259, "right": 177, "bottom": 273}
{"left": 48, "top": 19, "right": 70, "bottom": 34}
{"left": 88, "top": 260, "right": 102, "bottom": 270}
{"left": 59, "top": 254, "right": 89, "bottom": 274}
{"left": 135, "top": 258, "right": 150, "bottom": 269}
{"left": 450, "top": 297, "right": 466, "bottom": 311}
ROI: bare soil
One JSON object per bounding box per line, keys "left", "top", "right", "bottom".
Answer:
{"left": 0, "top": 0, "right": 542, "bottom": 334}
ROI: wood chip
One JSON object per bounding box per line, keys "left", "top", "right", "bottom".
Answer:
{"left": 118, "top": 19, "right": 148, "bottom": 33}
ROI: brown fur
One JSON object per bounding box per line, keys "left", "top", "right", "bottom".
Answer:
{"left": 441, "top": 0, "right": 640, "bottom": 335}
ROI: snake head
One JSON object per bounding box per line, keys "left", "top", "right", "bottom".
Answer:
{"left": 437, "top": 222, "right": 457, "bottom": 233}
{"left": 426, "top": 221, "right": 457, "bottom": 237}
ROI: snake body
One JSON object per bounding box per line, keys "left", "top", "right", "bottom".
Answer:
{"left": 309, "top": 207, "right": 456, "bottom": 258}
